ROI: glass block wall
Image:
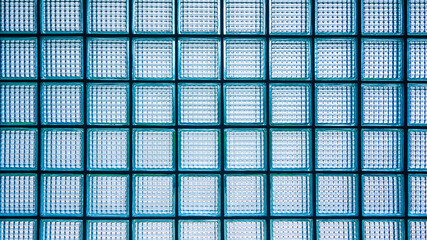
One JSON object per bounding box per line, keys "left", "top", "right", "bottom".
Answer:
{"left": 1, "top": 0, "right": 427, "bottom": 239}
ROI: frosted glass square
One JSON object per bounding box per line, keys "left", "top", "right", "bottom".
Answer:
{"left": 225, "top": 0, "right": 264, "bottom": 34}
{"left": 317, "top": 220, "right": 358, "bottom": 240}
{"left": 225, "top": 39, "right": 265, "bottom": 79}
{"left": 225, "top": 175, "right": 265, "bottom": 216}
{"left": 362, "top": 129, "right": 402, "bottom": 171}
{"left": 271, "top": 220, "right": 312, "bottom": 240}
{"left": 409, "top": 220, "right": 427, "bottom": 240}
{"left": 409, "top": 175, "right": 427, "bottom": 216}
{"left": 271, "top": 174, "right": 311, "bottom": 216}
{"left": 409, "top": 39, "right": 427, "bottom": 80}
{"left": 270, "top": 0, "right": 310, "bottom": 34}
{"left": 409, "top": 0, "right": 427, "bottom": 34}
{"left": 42, "top": 0, "right": 82, "bottom": 33}
{"left": 179, "top": 175, "right": 220, "bottom": 216}
{"left": 133, "top": 0, "right": 174, "bottom": 33}
{"left": 179, "top": 0, "right": 219, "bottom": 33}
{"left": 0, "top": 129, "right": 37, "bottom": 170}
{"left": 134, "top": 220, "right": 174, "bottom": 240}
{"left": 41, "top": 220, "right": 82, "bottom": 240}
{"left": 87, "top": 221, "right": 128, "bottom": 240}
{"left": 134, "top": 84, "right": 174, "bottom": 125}
{"left": 316, "top": 0, "right": 355, "bottom": 34}
{"left": 363, "top": 220, "right": 403, "bottom": 240}
{"left": 0, "top": 83, "right": 36, "bottom": 125}
{"left": 316, "top": 129, "right": 356, "bottom": 171}
{"left": 225, "top": 220, "right": 265, "bottom": 240}
{"left": 362, "top": 0, "right": 402, "bottom": 34}
{"left": 224, "top": 84, "right": 265, "bottom": 124}
{"left": 0, "top": 174, "right": 36, "bottom": 216}
{"left": 179, "top": 129, "right": 219, "bottom": 170}
{"left": 134, "top": 175, "right": 174, "bottom": 216}
{"left": 88, "top": 0, "right": 128, "bottom": 33}
{"left": 362, "top": 39, "right": 402, "bottom": 80}
{"left": 409, "top": 85, "right": 427, "bottom": 126}
{"left": 409, "top": 130, "right": 427, "bottom": 171}
{"left": 179, "top": 220, "right": 219, "bottom": 240}
{"left": 225, "top": 129, "right": 265, "bottom": 170}
{"left": 179, "top": 39, "right": 220, "bottom": 79}
{"left": 0, "top": 0, "right": 36, "bottom": 33}
{"left": 0, "top": 39, "right": 37, "bottom": 79}
{"left": 0, "top": 220, "right": 36, "bottom": 240}
{"left": 270, "top": 39, "right": 310, "bottom": 80}
{"left": 88, "top": 129, "right": 128, "bottom": 171}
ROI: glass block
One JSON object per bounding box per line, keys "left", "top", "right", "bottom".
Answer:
{"left": 133, "top": 175, "right": 174, "bottom": 216}
{"left": 179, "top": 0, "right": 219, "bottom": 34}
{"left": 178, "top": 84, "right": 220, "bottom": 125}
{"left": 134, "top": 220, "right": 174, "bottom": 240}
{"left": 87, "top": 84, "right": 129, "bottom": 125}
{"left": 179, "top": 175, "right": 220, "bottom": 216}
{"left": 362, "top": 174, "right": 403, "bottom": 216}
{"left": 317, "top": 220, "right": 358, "bottom": 240}
{"left": 270, "top": 0, "right": 310, "bottom": 34}
{"left": 0, "top": 0, "right": 36, "bottom": 33}
{"left": 269, "top": 39, "right": 311, "bottom": 80}
{"left": 179, "top": 220, "right": 220, "bottom": 240}
{"left": 41, "top": 83, "right": 83, "bottom": 124}
{"left": 42, "top": 0, "right": 82, "bottom": 33}
{"left": 271, "top": 219, "right": 312, "bottom": 240}
{"left": 133, "top": 129, "right": 174, "bottom": 171}
{"left": 0, "top": 128, "right": 37, "bottom": 170}
{"left": 409, "top": 130, "right": 427, "bottom": 171}
{"left": 134, "top": 84, "right": 174, "bottom": 125}
{"left": 0, "top": 38, "right": 37, "bottom": 79}
{"left": 409, "top": 39, "right": 427, "bottom": 81}
{"left": 363, "top": 220, "right": 404, "bottom": 240}
{"left": 0, "top": 174, "right": 36, "bottom": 216}
{"left": 0, "top": 83, "right": 36, "bottom": 125}
{"left": 225, "top": 220, "right": 265, "bottom": 240}
{"left": 225, "top": 0, "right": 264, "bottom": 34}
{"left": 315, "top": 0, "right": 355, "bottom": 34}
{"left": 0, "top": 220, "right": 36, "bottom": 240}
{"left": 179, "top": 129, "right": 220, "bottom": 171}
{"left": 271, "top": 174, "right": 312, "bottom": 216}
{"left": 224, "top": 39, "right": 266, "bottom": 79}
{"left": 362, "top": 84, "right": 403, "bottom": 126}
{"left": 409, "top": 175, "right": 427, "bottom": 216}
{"left": 87, "top": 221, "right": 128, "bottom": 240}
{"left": 41, "top": 38, "right": 83, "bottom": 79}
{"left": 409, "top": 220, "right": 427, "bottom": 240}
{"left": 133, "top": 0, "right": 174, "bottom": 33}
{"left": 409, "top": 0, "right": 427, "bottom": 34}
{"left": 225, "top": 175, "right": 265, "bottom": 216}
{"left": 133, "top": 39, "right": 174, "bottom": 80}
{"left": 270, "top": 129, "right": 311, "bottom": 171}
{"left": 87, "top": 129, "right": 128, "bottom": 171}
{"left": 316, "top": 174, "right": 357, "bottom": 216}
{"left": 41, "top": 174, "right": 83, "bottom": 216}
{"left": 224, "top": 83, "right": 265, "bottom": 124}
{"left": 41, "top": 220, "right": 82, "bottom": 240}
{"left": 409, "top": 84, "right": 427, "bottom": 126}
{"left": 362, "top": 129, "right": 403, "bottom": 171}
{"left": 362, "top": 0, "right": 402, "bottom": 34}
{"left": 178, "top": 39, "right": 220, "bottom": 80}
{"left": 88, "top": 0, "right": 128, "bottom": 33}
{"left": 87, "top": 175, "right": 129, "bottom": 217}
{"left": 314, "top": 39, "right": 356, "bottom": 80}
{"left": 362, "top": 39, "right": 402, "bottom": 80}
{"left": 225, "top": 129, "right": 265, "bottom": 170}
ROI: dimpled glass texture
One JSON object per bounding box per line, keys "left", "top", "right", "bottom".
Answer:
{"left": 0, "top": 38, "right": 37, "bottom": 79}
{"left": 315, "top": 0, "right": 355, "bottom": 34}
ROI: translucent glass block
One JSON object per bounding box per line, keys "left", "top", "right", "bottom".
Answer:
{"left": 0, "top": 83, "right": 36, "bottom": 124}
{"left": 87, "top": 175, "right": 129, "bottom": 217}
{"left": 409, "top": 220, "right": 427, "bottom": 240}
{"left": 88, "top": 0, "right": 128, "bottom": 33}
{"left": 224, "top": 39, "right": 265, "bottom": 79}
{"left": 362, "top": 129, "right": 403, "bottom": 171}
{"left": 0, "top": 174, "right": 36, "bottom": 216}
{"left": 362, "top": 39, "right": 402, "bottom": 80}
{"left": 271, "top": 219, "right": 312, "bottom": 240}
{"left": 362, "top": 175, "right": 403, "bottom": 216}
{"left": 0, "top": 220, "right": 36, "bottom": 240}
{"left": 225, "top": 129, "right": 265, "bottom": 170}
{"left": 179, "top": 129, "right": 219, "bottom": 171}
{"left": 134, "top": 84, "right": 174, "bottom": 125}
{"left": 133, "top": 39, "right": 174, "bottom": 80}
{"left": 0, "top": 38, "right": 37, "bottom": 79}
{"left": 225, "top": 0, "right": 264, "bottom": 34}
{"left": 362, "top": 84, "right": 403, "bottom": 126}
{"left": 317, "top": 220, "right": 358, "bottom": 240}
{"left": 179, "top": 220, "right": 220, "bottom": 240}
{"left": 270, "top": 0, "right": 310, "bottom": 34}
{"left": 133, "top": 175, "right": 174, "bottom": 216}
{"left": 133, "top": 129, "right": 174, "bottom": 171}
{"left": 409, "top": 85, "right": 427, "bottom": 126}
{"left": 88, "top": 129, "right": 128, "bottom": 171}
{"left": 88, "top": 84, "right": 129, "bottom": 125}
{"left": 0, "top": 0, "right": 36, "bottom": 33}
{"left": 87, "top": 39, "right": 129, "bottom": 80}
{"left": 409, "top": 0, "right": 427, "bottom": 34}
{"left": 315, "top": 39, "right": 356, "bottom": 80}
{"left": 270, "top": 129, "right": 311, "bottom": 171}
{"left": 41, "top": 83, "right": 83, "bottom": 124}
{"left": 179, "top": 0, "right": 219, "bottom": 34}
{"left": 41, "top": 174, "right": 83, "bottom": 216}
{"left": 0, "top": 129, "right": 37, "bottom": 170}
{"left": 41, "top": 220, "right": 82, "bottom": 240}
{"left": 134, "top": 220, "right": 174, "bottom": 240}
{"left": 271, "top": 174, "right": 312, "bottom": 216}
{"left": 363, "top": 220, "right": 404, "bottom": 240}
{"left": 409, "top": 175, "right": 427, "bottom": 216}
{"left": 179, "top": 175, "right": 220, "bottom": 216}
{"left": 225, "top": 220, "right": 265, "bottom": 240}
{"left": 409, "top": 39, "right": 427, "bottom": 81}
{"left": 133, "top": 0, "right": 174, "bottom": 33}
{"left": 224, "top": 83, "right": 265, "bottom": 124}
{"left": 41, "top": 38, "right": 83, "bottom": 79}
{"left": 42, "top": 0, "right": 82, "bottom": 33}
{"left": 225, "top": 175, "right": 265, "bottom": 216}
{"left": 362, "top": 0, "right": 402, "bottom": 34}
{"left": 269, "top": 39, "right": 311, "bottom": 80}
{"left": 315, "top": 0, "right": 355, "bottom": 34}
{"left": 316, "top": 174, "right": 357, "bottom": 216}
{"left": 179, "top": 84, "right": 220, "bottom": 125}
{"left": 87, "top": 220, "right": 128, "bottom": 240}
{"left": 409, "top": 130, "right": 427, "bottom": 171}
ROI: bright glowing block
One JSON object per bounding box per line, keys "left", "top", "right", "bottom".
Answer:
{"left": 88, "top": 129, "right": 128, "bottom": 171}
{"left": 225, "top": 0, "right": 264, "bottom": 34}
{"left": 363, "top": 220, "right": 404, "bottom": 240}
{"left": 271, "top": 219, "right": 312, "bottom": 240}
{"left": 362, "top": 0, "right": 402, "bottom": 34}
{"left": 316, "top": 0, "right": 355, "bottom": 34}
{"left": 409, "top": 84, "right": 427, "bottom": 126}
{"left": 0, "top": 38, "right": 37, "bottom": 79}
{"left": 270, "top": 0, "right": 310, "bottom": 34}
{"left": 42, "top": 0, "right": 82, "bottom": 33}
{"left": 0, "top": 129, "right": 37, "bottom": 170}
{"left": 87, "top": 220, "right": 128, "bottom": 240}
{"left": 0, "top": 0, "right": 36, "bottom": 33}
{"left": 362, "top": 39, "right": 402, "bottom": 80}
{"left": 409, "top": 130, "right": 427, "bottom": 171}
{"left": 225, "top": 129, "right": 265, "bottom": 170}
{"left": 409, "top": 0, "right": 427, "bottom": 34}
{"left": 409, "top": 220, "right": 427, "bottom": 240}
{"left": 134, "top": 84, "right": 174, "bottom": 125}
{"left": 225, "top": 220, "right": 265, "bottom": 240}
{"left": 317, "top": 220, "right": 358, "bottom": 240}
{"left": 134, "top": 220, "right": 174, "bottom": 240}
{"left": 179, "top": 0, "right": 219, "bottom": 34}
{"left": 88, "top": 0, "right": 128, "bottom": 33}
{"left": 408, "top": 39, "right": 427, "bottom": 80}
{"left": 133, "top": 0, "right": 174, "bottom": 33}
{"left": 179, "top": 220, "right": 220, "bottom": 240}
{"left": 224, "top": 39, "right": 266, "bottom": 79}
{"left": 0, "top": 174, "right": 37, "bottom": 216}
{"left": 225, "top": 175, "right": 265, "bottom": 216}
{"left": 362, "top": 129, "right": 402, "bottom": 171}
{"left": 179, "top": 129, "right": 219, "bottom": 171}
{"left": 409, "top": 175, "right": 427, "bottom": 216}
{"left": 41, "top": 220, "right": 82, "bottom": 240}
{"left": 179, "top": 39, "right": 220, "bottom": 79}
{"left": 0, "top": 220, "right": 36, "bottom": 240}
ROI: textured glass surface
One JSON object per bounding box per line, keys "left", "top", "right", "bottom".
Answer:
{"left": 225, "top": 175, "right": 265, "bottom": 216}
{"left": 0, "top": 0, "right": 36, "bottom": 33}
{"left": 88, "top": 0, "right": 128, "bottom": 33}
{"left": 270, "top": 39, "right": 310, "bottom": 80}
{"left": 179, "top": 129, "right": 219, "bottom": 170}
{"left": 42, "top": 0, "right": 82, "bottom": 33}
{"left": 0, "top": 220, "right": 36, "bottom": 240}
{"left": 409, "top": 0, "right": 427, "bottom": 34}
{"left": 409, "top": 84, "right": 427, "bottom": 126}
{"left": 317, "top": 220, "right": 358, "bottom": 240}
{"left": 41, "top": 220, "right": 82, "bottom": 240}
{"left": 225, "top": 0, "right": 264, "bottom": 34}
{"left": 134, "top": 84, "right": 174, "bottom": 125}
{"left": 362, "top": 0, "right": 402, "bottom": 34}
{"left": 179, "top": 0, "right": 219, "bottom": 34}
{"left": 270, "top": 0, "right": 310, "bottom": 34}
{"left": 134, "top": 220, "right": 174, "bottom": 240}
{"left": 179, "top": 39, "right": 220, "bottom": 79}
{"left": 0, "top": 128, "right": 37, "bottom": 170}
{"left": 271, "top": 219, "right": 312, "bottom": 240}
{"left": 362, "top": 39, "right": 402, "bottom": 80}
{"left": 409, "top": 220, "right": 427, "bottom": 240}
{"left": 316, "top": 0, "right": 355, "bottom": 34}
{"left": 271, "top": 174, "right": 311, "bottom": 216}
{"left": 224, "top": 39, "right": 265, "bottom": 79}
{"left": 409, "top": 175, "right": 427, "bottom": 216}
{"left": 363, "top": 220, "right": 404, "bottom": 240}
{"left": 409, "top": 130, "right": 427, "bottom": 171}
{"left": 225, "top": 129, "right": 265, "bottom": 170}
{"left": 179, "top": 220, "right": 220, "bottom": 240}
{"left": 133, "top": 0, "right": 174, "bottom": 33}
{"left": 409, "top": 39, "right": 427, "bottom": 80}
{"left": 0, "top": 38, "right": 37, "bottom": 79}
{"left": 225, "top": 220, "right": 265, "bottom": 240}
{"left": 0, "top": 83, "right": 37, "bottom": 125}
{"left": 0, "top": 174, "right": 37, "bottom": 216}
{"left": 87, "top": 220, "right": 128, "bottom": 240}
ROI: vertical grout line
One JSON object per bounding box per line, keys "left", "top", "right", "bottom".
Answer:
{"left": 36, "top": 0, "right": 42, "bottom": 239}
{"left": 402, "top": 0, "right": 409, "bottom": 231}
{"left": 264, "top": 0, "right": 270, "bottom": 238}
{"left": 128, "top": 0, "right": 134, "bottom": 237}
{"left": 310, "top": 0, "right": 316, "bottom": 238}
{"left": 219, "top": 0, "right": 225, "bottom": 238}
{"left": 82, "top": 0, "right": 88, "bottom": 238}
{"left": 174, "top": 0, "right": 179, "bottom": 238}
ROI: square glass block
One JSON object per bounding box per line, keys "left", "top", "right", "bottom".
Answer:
{"left": 42, "top": 0, "right": 82, "bottom": 33}
{"left": 270, "top": 129, "right": 311, "bottom": 171}
{"left": 316, "top": 174, "right": 357, "bottom": 216}
{"left": 87, "top": 221, "right": 128, "bottom": 240}
{"left": 88, "top": 0, "right": 128, "bottom": 33}
{"left": 0, "top": 174, "right": 36, "bottom": 216}
{"left": 179, "top": 84, "right": 220, "bottom": 125}
{"left": 225, "top": 0, "right": 264, "bottom": 34}
{"left": 362, "top": 174, "right": 403, "bottom": 216}
{"left": 41, "top": 83, "right": 83, "bottom": 125}
{"left": 0, "top": 38, "right": 37, "bottom": 79}
{"left": 179, "top": 220, "right": 220, "bottom": 240}
{"left": 225, "top": 175, "right": 265, "bottom": 216}
{"left": 271, "top": 219, "right": 312, "bottom": 240}
{"left": 41, "top": 174, "right": 83, "bottom": 216}
{"left": 362, "top": 0, "right": 402, "bottom": 34}
{"left": 271, "top": 174, "right": 312, "bottom": 216}
{"left": 363, "top": 220, "right": 404, "bottom": 240}
{"left": 270, "top": 0, "right": 310, "bottom": 34}
{"left": 225, "top": 129, "right": 265, "bottom": 170}
{"left": 0, "top": 83, "right": 36, "bottom": 125}
{"left": 362, "top": 39, "right": 402, "bottom": 80}
{"left": 224, "top": 83, "right": 265, "bottom": 124}
{"left": 133, "top": 0, "right": 174, "bottom": 34}
{"left": 179, "top": 175, "right": 220, "bottom": 216}
{"left": 362, "top": 129, "right": 403, "bottom": 171}
{"left": 179, "top": 129, "right": 219, "bottom": 171}
{"left": 41, "top": 220, "right": 82, "bottom": 240}
{"left": 178, "top": 0, "right": 219, "bottom": 34}
{"left": 134, "top": 220, "right": 174, "bottom": 240}
{"left": 87, "top": 175, "right": 129, "bottom": 217}
{"left": 315, "top": 0, "right": 355, "bottom": 34}
{"left": 0, "top": 128, "right": 37, "bottom": 170}
{"left": 133, "top": 175, "right": 174, "bottom": 216}
{"left": 134, "top": 84, "right": 174, "bottom": 125}
{"left": 0, "top": 220, "right": 36, "bottom": 240}
{"left": 362, "top": 84, "right": 403, "bottom": 126}
{"left": 409, "top": 84, "right": 427, "bottom": 126}
{"left": 0, "top": 0, "right": 36, "bottom": 33}
{"left": 225, "top": 220, "right": 265, "bottom": 240}
{"left": 409, "top": 0, "right": 427, "bottom": 34}
{"left": 315, "top": 39, "right": 356, "bottom": 80}
{"left": 133, "top": 39, "right": 174, "bottom": 80}
{"left": 87, "top": 129, "right": 128, "bottom": 171}
{"left": 41, "top": 38, "right": 83, "bottom": 79}
{"left": 315, "top": 84, "right": 356, "bottom": 126}
{"left": 409, "top": 220, "right": 427, "bottom": 240}
{"left": 409, "top": 130, "right": 427, "bottom": 171}
{"left": 317, "top": 220, "right": 358, "bottom": 240}
{"left": 133, "top": 129, "right": 174, "bottom": 171}
{"left": 270, "top": 39, "right": 310, "bottom": 80}
{"left": 88, "top": 84, "right": 129, "bottom": 125}
{"left": 409, "top": 175, "right": 427, "bottom": 216}
{"left": 224, "top": 39, "right": 266, "bottom": 79}
{"left": 409, "top": 39, "right": 427, "bottom": 81}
